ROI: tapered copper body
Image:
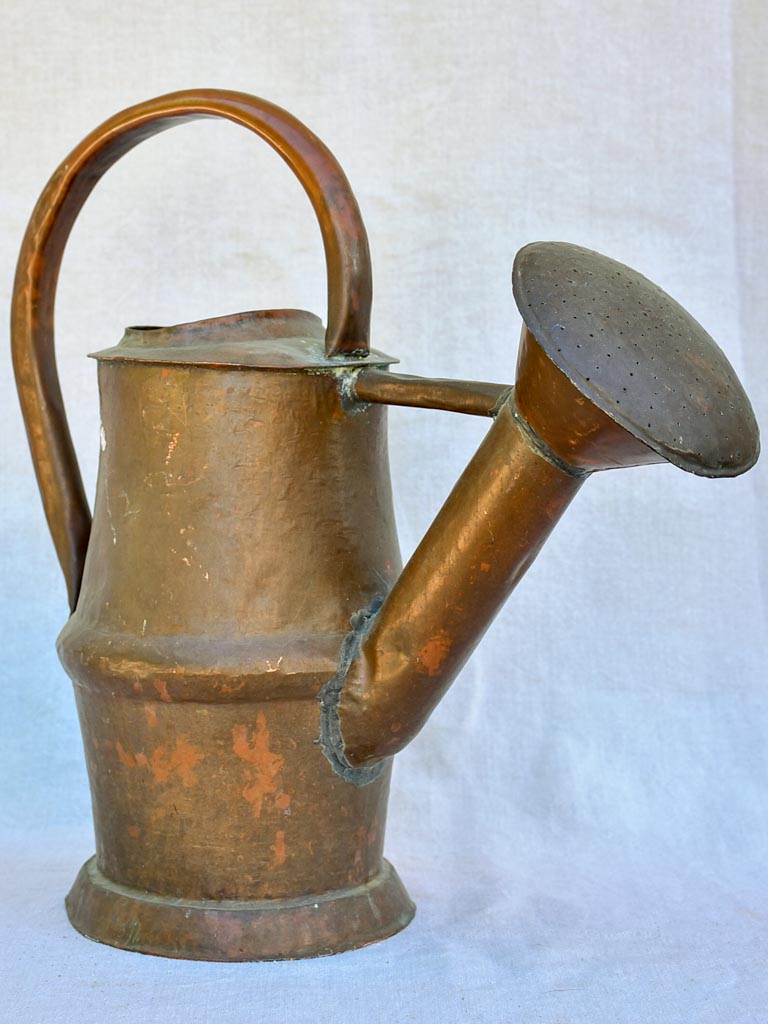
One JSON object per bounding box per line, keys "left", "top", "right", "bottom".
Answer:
{"left": 12, "top": 94, "right": 759, "bottom": 960}
{"left": 59, "top": 314, "right": 414, "bottom": 959}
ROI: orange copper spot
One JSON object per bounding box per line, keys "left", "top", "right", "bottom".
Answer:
{"left": 272, "top": 830, "right": 287, "bottom": 867}
{"left": 480, "top": 562, "right": 491, "bottom": 572}
{"left": 148, "top": 736, "right": 204, "bottom": 787}
{"left": 127, "top": 825, "right": 141, "bottom": 839}
{"left": 153, "top": 679, "right": 172, "bottom": 702}
{"left": 160, "top": 368, "right": 169, "bottom": 378}
{"left": 135, "top": 752, "right": 148, "bottom": 768}
{"left": 275, "top": 792, "right": 291, "bottom": 812}
{"left": 220, "top": 680, "right": 245, "bottom": 695}
{"left": 417, "top": 630, "right": 452, "bottom": 677}
{"left": 232, "top": 714, "right": 285, "bottom": 819}
{"left": 115, "top": 741, "right": 136, "bottom": 768}
{"left": 132, "top": 680, "right": 143, "bottom": 695}
{"left": 144, "top": 704, "right": 158, "bottom": 728}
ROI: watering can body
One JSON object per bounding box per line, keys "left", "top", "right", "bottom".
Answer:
{"left": 13, "top": 90, "right": 759, "bottom": 961}
{"left": 58, "top": 313, "right": 413, "bottom": 958}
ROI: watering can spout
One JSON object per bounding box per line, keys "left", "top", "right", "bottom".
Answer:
{"left": 320, "top": 242, "right": 759, "bottom": 776}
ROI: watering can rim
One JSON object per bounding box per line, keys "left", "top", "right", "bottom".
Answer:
{"left": 89, "top": 308, "right": 397, "bottom": 370}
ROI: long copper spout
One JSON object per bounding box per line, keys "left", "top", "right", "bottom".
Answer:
{"left": 319, "top": 242, "right": 759, "bottom": 778}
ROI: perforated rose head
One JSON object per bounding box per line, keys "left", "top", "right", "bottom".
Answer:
{"left": 512, "top": 242, "right": 759, "bottom": 477}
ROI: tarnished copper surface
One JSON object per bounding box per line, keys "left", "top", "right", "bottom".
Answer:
{"left": 66, "top": 857, "right": 414, "bottom": 961}
{"left": 57, "top": 336, "right": 403, "bottom": 918}
{"left": 11, "top": 91, "right": 760, "bottom": 961}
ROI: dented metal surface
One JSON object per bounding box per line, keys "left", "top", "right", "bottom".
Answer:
{"left": 11, "top": 90, "right": 760, "bottom": 961}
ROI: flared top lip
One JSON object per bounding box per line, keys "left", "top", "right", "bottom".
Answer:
{"left": 90, "top": 309, "right": 396, "bottom": 370}
{"left": 512, "top": 242, "right": 759, "bottom": 478}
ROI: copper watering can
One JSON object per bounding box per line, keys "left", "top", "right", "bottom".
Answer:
{"left": 12, "top": 90, "right": 759, "bottom": 961}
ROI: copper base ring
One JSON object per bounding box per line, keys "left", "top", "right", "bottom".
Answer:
{"left": 65, "top": 856, "right": 415, "bottom": 961}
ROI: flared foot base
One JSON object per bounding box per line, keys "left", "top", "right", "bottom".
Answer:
{"left": 65, "top": 856, "right": 415, "bottom": 961}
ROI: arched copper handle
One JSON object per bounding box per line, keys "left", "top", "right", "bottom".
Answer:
{"left": 11, "top": 89, "right": 372, "bottom": 611}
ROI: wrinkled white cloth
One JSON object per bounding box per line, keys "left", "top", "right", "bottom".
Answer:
{"left": 1, "top": 0, "right": 766, "bottom": 1021}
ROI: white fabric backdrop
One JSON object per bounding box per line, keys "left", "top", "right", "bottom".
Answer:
{"left": 1, "top": 1, "right": 766, "bottom": 1021}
